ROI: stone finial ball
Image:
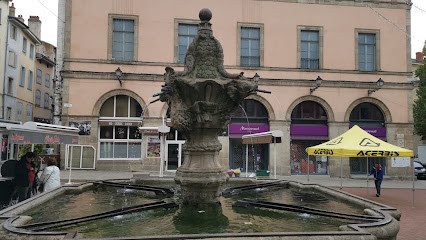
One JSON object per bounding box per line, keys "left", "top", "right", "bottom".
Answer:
{"left": 199, "top": 8, "right": 212, "bottom": 21}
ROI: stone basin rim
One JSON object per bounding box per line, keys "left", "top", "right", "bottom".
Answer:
{"left": 0, "top": 179, "right": 399, "bottom": 240}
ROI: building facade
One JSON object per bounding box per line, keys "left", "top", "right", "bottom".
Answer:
{"left": 28, "top": 16, "right": 55, "bottom": 124}
{"left": 4, "top": 12, "right": 41, "bottom": 123}
{"left": 60, "top": 0, "right": 415, "bottom": 179}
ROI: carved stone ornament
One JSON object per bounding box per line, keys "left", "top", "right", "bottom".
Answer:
{"left": 157, "top": 8, "right": 258, "bottom": 206}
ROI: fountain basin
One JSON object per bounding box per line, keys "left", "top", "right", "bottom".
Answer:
{"left": 0, "top": 178, "right": 399, "bottom": 240}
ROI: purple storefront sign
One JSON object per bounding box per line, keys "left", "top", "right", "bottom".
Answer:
{"left": 290, "top": 125, "right": 328, "bottom": 136}
{"left": 229, "top": 124, "right": 269, "bottom": 135}
{"left": 353, "top": 126, "right": 386, "bottom": 137}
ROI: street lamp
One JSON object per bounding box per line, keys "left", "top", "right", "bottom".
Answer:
{"left": 253, "top": 73, "right": 260, "bottom": 84}
{"left": 115, "top": 67, "right": 123, "bottom": 87}
{"left": 368, "top": 78, "right": 384, "bottom": 96}
{"left": 310, "top": 76, "right": 322, "bottom": 94}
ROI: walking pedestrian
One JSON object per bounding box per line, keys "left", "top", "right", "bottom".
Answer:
{"left": 13, "top": 152, "right": 37, "bottom": 202}
{"left": 39, "top": 158, "right": 61, "bottom": 192}
{"left": 368, "top": 163, "right": 384, "bottom": 197}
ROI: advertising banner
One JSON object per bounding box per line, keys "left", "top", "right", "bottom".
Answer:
{"left": 290, "top": 125, "right": 328, "bottom": 136}
{"left": 229, "top": 124, "right": 269, "bottom": 135}
{"left": 10, "top": 130, "right": 78, "bottom": 144}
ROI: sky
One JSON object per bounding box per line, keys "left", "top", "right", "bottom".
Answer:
{"left": 12, "top": 0, "right": 426, "bottom": 58}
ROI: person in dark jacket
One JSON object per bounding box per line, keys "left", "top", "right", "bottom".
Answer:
{"left": 368, "top": 163, "right": 384, "bottom": 197}
{"left": 14, "top": 152, "right": 36, "bottom": 202}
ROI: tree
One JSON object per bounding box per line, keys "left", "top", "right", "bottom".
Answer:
{"left": 19, "top": 144, "right": 44, "bottom": 156}
{"left": 414, "top": 45, "right": 426, "bottom": 140}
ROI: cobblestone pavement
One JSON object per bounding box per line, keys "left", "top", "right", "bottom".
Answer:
{"left": 340, "top": 188, "right": 426, "bottom": 240}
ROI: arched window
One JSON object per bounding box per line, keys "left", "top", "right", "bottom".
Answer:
{"left": 349, "top": 102, "right": 386, "bottom": 174}
{"left": 349, "top": 102, "right": 384, "bottom": 127}
{"left": 290, "top": 101, "right": 328, "bottom": 175}
{"left": 98, "top": 95, "right": 143, "bottom": 160}
{"left": 229, "top": 99, "right": 270, "bottom": 171}
{"left": 291, "top": 101, "right": 327, "bottom": 124}
{"left": 231, "top": 99, "right": 269, "bottom": 124}
{"left": 100, "top": 95, "right": 142, "bottom": 118}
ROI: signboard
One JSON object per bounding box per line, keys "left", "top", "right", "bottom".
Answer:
{"left": 419, "top": 145, "right": 426, "bottom": 165}
{"left": 229, "top": 124, "right": 269, "bottom": 135}
{"left": 146, "top": 137, "right": 160, "bottom": 158}
{"left": 99, "top": 121, "right": 140, "bottom": 127}
{"left": 354, "top": 127, "right": 386, "bottom": 137}
{"left": 391, "top": 157, "right": 411, "bottom": 167}
{"left": 290, "top": 125, "right": 328, "bottom": 136}
{"left": 69, "top": 121, "right": 91, "bottom": 135}
{"left": 10, "top": 130, "right": 78, "bottom": 145}
{"left": 242, "top": 135, "right": 272, "bottom": 144}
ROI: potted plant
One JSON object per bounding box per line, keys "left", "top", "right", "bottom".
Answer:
{"left": 234, "top": 169, "right": 241, "bottom": 177}
{"left": 227, "top": 170, "right": 234, "bottom": 178}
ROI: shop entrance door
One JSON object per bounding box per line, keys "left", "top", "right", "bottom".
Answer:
{"left": 165, "top": 141, "right": 185, "bottom": 171}
{"left": 229, "top": 139, "right": 269, "bottom": 172}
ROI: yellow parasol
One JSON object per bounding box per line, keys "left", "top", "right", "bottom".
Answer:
{"left": 305, "top": 125, "right": 415, "bottom": 206}
{"left": 306, "top": 125, "right": 413, "bottom": 157}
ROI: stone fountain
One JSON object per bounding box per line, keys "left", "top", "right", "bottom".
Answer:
{"left": 155, "top": 8, "right": 258, "bottom": 206}
{"left": 0, "top": 8, "right": 402, "bottom": 240}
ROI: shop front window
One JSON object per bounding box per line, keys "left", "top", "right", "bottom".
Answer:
{"left": 99, "top": 126, "right": 142, "bottom": 159}
{"left": 290, "top": 101, "right": 328, "bottom": 175}
{"left": 229, "top": 99, "right": 269, "bottom": 172}
{"left": 99, "top": 95, "right": 143, "bottom": 160}
{"left": 291, "top": 141, "right": 328, "bottom": 174}
{"left": 349, "top": 102, "right": 386, "bottom": 174}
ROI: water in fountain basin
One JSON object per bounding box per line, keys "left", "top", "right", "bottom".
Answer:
{"left": 22, "top": 183, "right": 365, "bottom": 238}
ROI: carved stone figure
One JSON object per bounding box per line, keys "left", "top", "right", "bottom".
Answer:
{"left": 156, "top": 8, "right": 258, "bottom": 206}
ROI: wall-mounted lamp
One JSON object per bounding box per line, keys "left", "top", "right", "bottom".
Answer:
{"left": 368, "top": 78, "right": 384, "bottom": 96}
{"left": 252, "top": 73, "right": 272, "bottom": 94}
{"left": 310, "top": 76, "right": 322, "bottom": 94}
{"left": 253, "top": 73, "right": 260, "bottom": 84}
{"left": 115, "top": 67, "right": 123, "bottom": 87}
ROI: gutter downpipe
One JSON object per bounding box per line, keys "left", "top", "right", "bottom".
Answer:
{"left": 1, "top": 18, "right": 11, "bottom": 160}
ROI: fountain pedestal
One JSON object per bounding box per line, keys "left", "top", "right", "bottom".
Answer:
{"left": 156, "top": 8, "right": 258, "bottom": 206}
{"left": 175, "top": 128, "right": 227, "bottom": 205}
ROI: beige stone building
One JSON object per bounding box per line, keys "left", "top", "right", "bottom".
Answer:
{"left": 4, "top": 10, "right": 41, "bottom": 124}
{"left": 28, "top": 16, "right": 55, "bottom": 124}
{"left": 59, "top": 0, "right": 415, "bottom": 179}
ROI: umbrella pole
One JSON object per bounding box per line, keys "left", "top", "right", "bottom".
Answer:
{"left": 307, "top": 155, "right": 310, "bottom": 184}
{"left": 412, "top": 157, "right": 415, "bottom": 208}
{"left": 159, "top": 134, "right": 164, "bottom": 177}
{"left": 340, "top": 157, "right": 343, "bottom": 190}
{"left": 246, "top": 144, "right": 248, "bottom": 177}
{"left": 367, "top": 157, "right": 369, "bottom": 196}
{"left": 274, "top": 138, "right": 277, "bottom": 179}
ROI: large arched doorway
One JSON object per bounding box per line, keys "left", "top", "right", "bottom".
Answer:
{"left": 229, "top": 99, "right": 270, "bottom": 172}
{"left": 349, "top": 102, "right": 386, "bottom": 174}
{"left": 98, "top": 95, "right": 143, "bottom": 160}
{"left": 290, "top": 101, "right": 329, "bottom": 175}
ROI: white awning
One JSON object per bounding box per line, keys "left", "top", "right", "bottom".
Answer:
{"left": 0, "top": 121, "right": 79, "bottom": 145}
